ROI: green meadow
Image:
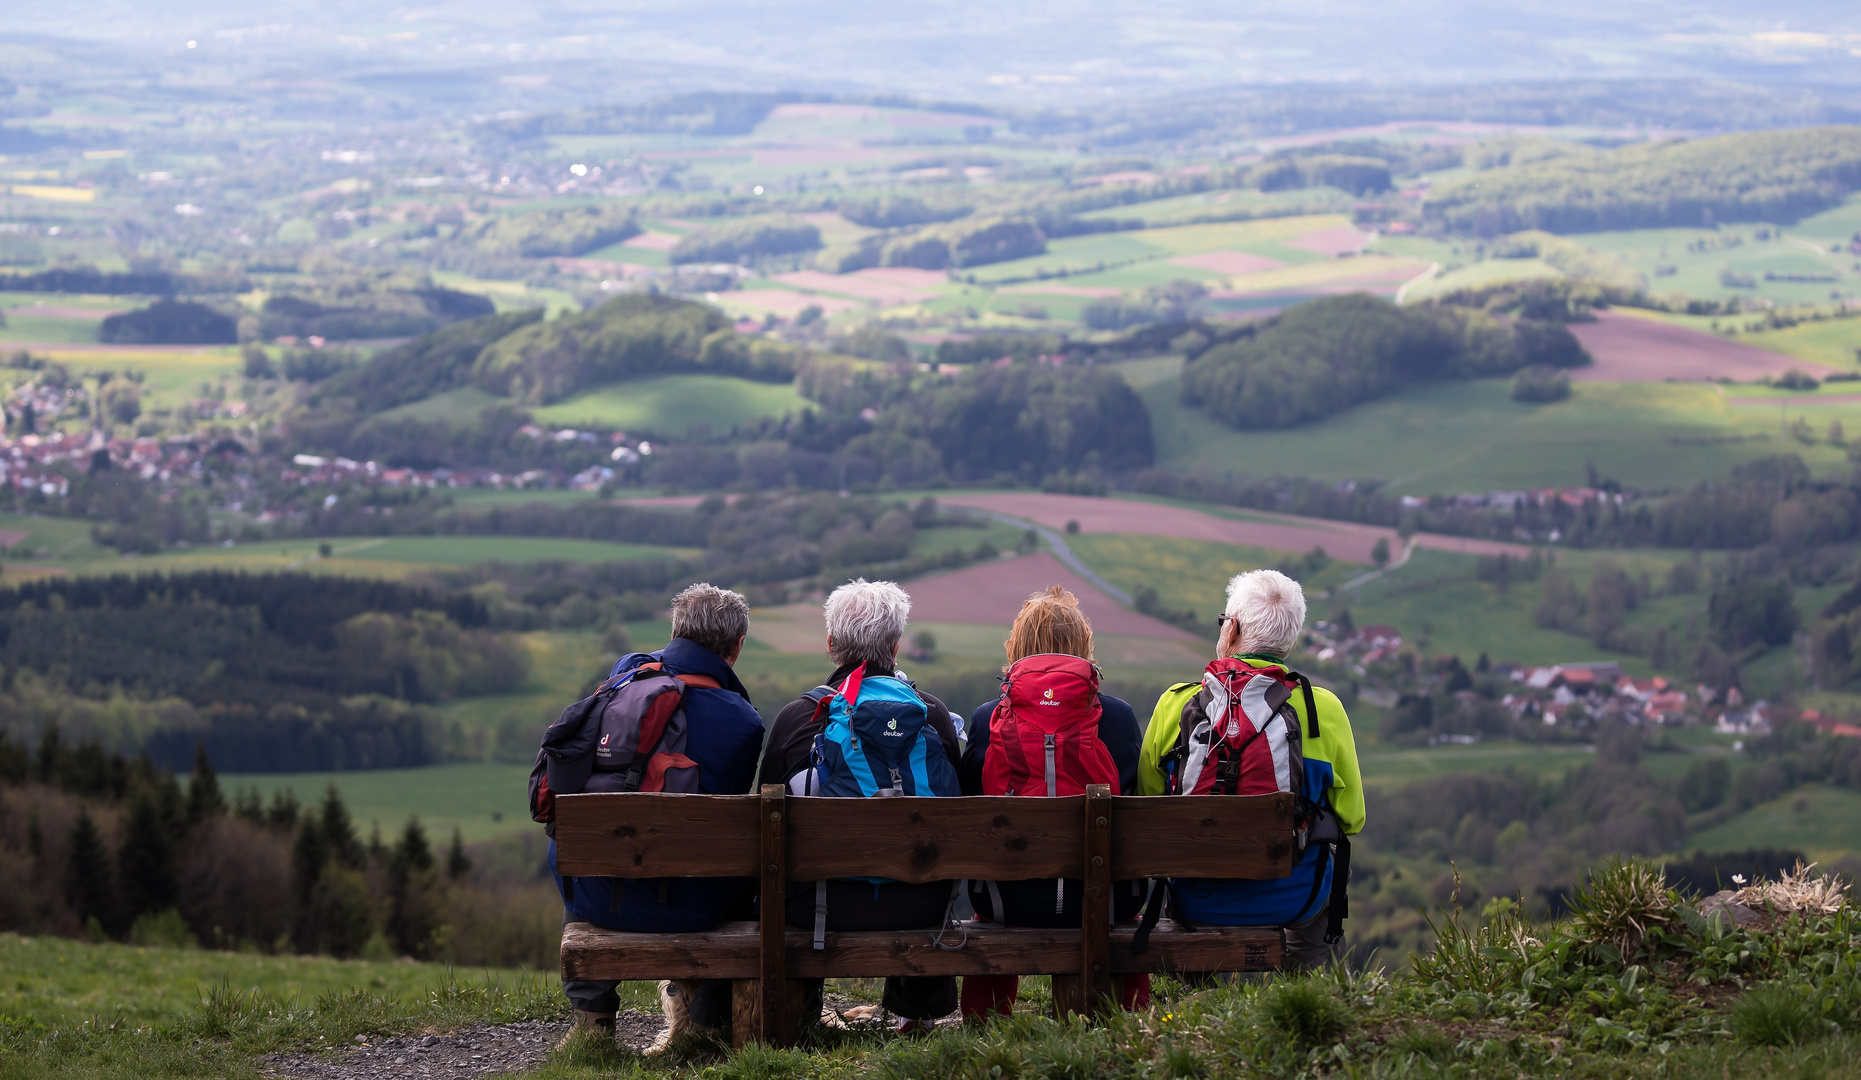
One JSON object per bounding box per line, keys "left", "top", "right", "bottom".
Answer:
{"left": 0, "top": 933, "right": 558, "bottom": 1029}
{"left": 964, "top": 215, "right": 1349, "bottom": 285}
{"left": 58, "top": 536, "right": 697, "bottom": 580}
{"left": 1685, "top": 784, "right": 1861, "bottom": 863}
{"left": 530, "top": 373, "right": 813, "bottom": 434}
{"left": 221, "top": 761, "right": 538, "bottom": 843}
{"left": 1118, "top": 356, "right": 1858, "bottom": 494}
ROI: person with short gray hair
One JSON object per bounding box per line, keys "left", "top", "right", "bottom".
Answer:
{"left": 553, "top": 580, "right": 765, "bottom": 1047}
{"left": 823, "top": 578, "right": 912, "bottom": 671}
{"left": 671, "top": 581, "right": 752, "bottom": 661}
{"left": 759, "top": 579, "right": 964, "bottom": 1031}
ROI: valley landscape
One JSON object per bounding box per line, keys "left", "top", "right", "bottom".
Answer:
{"left": 6, "top": 3, "right": 1861, "bottom": 1077}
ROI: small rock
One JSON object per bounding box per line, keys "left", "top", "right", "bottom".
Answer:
{"left": 1699, "top": 890, "right": 1762, "bottom": 926}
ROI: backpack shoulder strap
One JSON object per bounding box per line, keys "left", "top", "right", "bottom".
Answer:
{"left": 1285, "top": 669, "right": 1320, "bottom": 739}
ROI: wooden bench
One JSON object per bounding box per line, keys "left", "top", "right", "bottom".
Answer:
{"left": 555, "top": 784, "right": 1297, "bottom": 1047}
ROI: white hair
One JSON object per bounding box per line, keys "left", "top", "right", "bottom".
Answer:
{"left": 823, "top": 578, "right": 912, "bottom": 669}
{"left": 1222, "top": 569, "right": 1306, "bottom": 657}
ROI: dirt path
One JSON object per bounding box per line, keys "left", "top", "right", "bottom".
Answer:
{"left": 262, "top": 1012, "right": 664, "bottom": 1079}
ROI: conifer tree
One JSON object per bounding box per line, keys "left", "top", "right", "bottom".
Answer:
{"left": 64, "top": 809, "right": 119, "bottom": 936}
{"left": 318, "top": 784, "right": 363, "bottom": 868}
{"left": 185, "top": 744, "right": 224, "bottom": 824}
{"left": 445, "top": 827, "right": 471, "bottom": 881}
{"left": 118, "top": 787, "right": 179, "bottom": 922}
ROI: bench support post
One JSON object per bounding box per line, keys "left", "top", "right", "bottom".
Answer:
{"left": 1052, "top": 784, "right": 1114, "bottom": 1019}
{"left": 749, "top": 784, "right": 794, "bottom": 1047}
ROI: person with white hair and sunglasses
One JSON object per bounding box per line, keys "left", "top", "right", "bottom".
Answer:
{"left": 1136, "top": 568, "right": 1366, "bottom": 970}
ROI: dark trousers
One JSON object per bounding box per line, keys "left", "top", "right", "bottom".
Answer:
{"left": 786, "top": 878, "right": 958, "bottom": 1021}
{"left": 562, "top": 977, "right": 732, "bottom": 1028}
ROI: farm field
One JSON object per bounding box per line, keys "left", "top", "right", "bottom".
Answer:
{"left": 962, "top": 215, "right": 1357, "bottom": 286}
{"left": 529, "top": 373, "right": 813, "bottom": 434}
{"left": 1684, "top": 784, "right": 1861, "bottom": 863}
{"left": 222, "top": 762, "right": 537, "bottom": 843}
{"left": 58, "top": 535, "right": 697, "bottom": 579}
{"left": 1568, "top": 309, "right": 1830, "bottom": 380}
{"left": 1355, "top": 742, "right": 1598, "bottom": 788}
{"left": 1123, "top": 359, "right": 1858, "bottom": 493}
{"left": 0, "top": 934, "right": 556, "bottom": 1029}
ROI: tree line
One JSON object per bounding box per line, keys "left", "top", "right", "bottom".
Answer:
{"left": 0, "top": 729, "right": 556, "bottom": 967}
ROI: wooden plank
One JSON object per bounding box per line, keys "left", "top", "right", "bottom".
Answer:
{"left": 1109, "top": 920, "right": 1284, "bottom": 974}
{"left": 559, "top": 920, "right": 759, "bottom": 980}
{"left": 756, "top": 785, "right": 788, "bottom": 1046}
{"left": 1079, "top": 785, "right": 1114, "bottom": 1013}
{"left": 553, "top": 793, "right": 759, "bottom": 878}
{"left": 560, "top": 921, "right": 1284, "bottom": 981}
{"left": 786, "top": 796, "right": 1083, "bottom": 883}
{"left": 730, "top": 979, "right": 759, "bottom": 1050}
{"left": 1108, "top": 794, "right": 1299, "bottom": 880}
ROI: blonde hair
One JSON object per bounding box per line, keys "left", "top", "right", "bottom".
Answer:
{"left": 1004, "top": 585, "right": 1095, "bottom": 667}
{"left": 1219, "top": 569, "right": 1305, "bottom": 657}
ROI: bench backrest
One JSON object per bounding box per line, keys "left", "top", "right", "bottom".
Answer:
{"left": 553, "top": 789, "right": 1300, "bottom": 882}
{"left": 556, "top": 786, "right": 1298, "bottom": 1037}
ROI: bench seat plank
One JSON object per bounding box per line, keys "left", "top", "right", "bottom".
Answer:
{"left": 561, "top": 920, "right": 1282, "bottom": 981}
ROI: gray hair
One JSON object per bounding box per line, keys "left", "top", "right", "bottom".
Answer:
{"left": 824, "top": 579, "right": 912, "bottom": 670}
{"left": 1221, "top": 569, "right": 1306, "bottom": 657}
{"left": 670, "top": 582, "right": 750, "bottom": 658}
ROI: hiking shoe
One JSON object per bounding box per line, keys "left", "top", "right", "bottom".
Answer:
{"left": 556, "top": 1010, "right": 615, "bottom": 1052}
{"left": 893, "top": 1017, "right": 936, "bottom": 1036}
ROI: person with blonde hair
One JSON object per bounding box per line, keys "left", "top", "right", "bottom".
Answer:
{"left": 1136, "top": 568, "right": 1365, "bottom": 970}
{"left": 957, "top": 585, "right": 1148, "bottom": 1019}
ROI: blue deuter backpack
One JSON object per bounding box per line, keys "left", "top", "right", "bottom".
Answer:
{"left": 801, "top": 666, "right": 960, "bottom": 799}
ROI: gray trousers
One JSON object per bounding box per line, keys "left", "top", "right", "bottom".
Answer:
{"left": 563, "top": 978, "right": 733, "bottom": 1028}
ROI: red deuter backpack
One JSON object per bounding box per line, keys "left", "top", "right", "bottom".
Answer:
{"left": 983, "top": 653, "right": 1120, "bottom": 797}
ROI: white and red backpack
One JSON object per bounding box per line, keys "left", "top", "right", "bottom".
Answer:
{"left": 1164, "top": 658, "right": 1322, "bottom": 827}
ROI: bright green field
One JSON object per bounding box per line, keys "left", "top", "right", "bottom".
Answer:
{"left": 965, "top": 214, "right": 1347, "bottom": 285}
{"left": 1403, "top": 257, "right": 1561, "bottom": 302}
{"left": 220, "top": 762, "right": 536, "bottom": 843}
{"left": 1684, "top": 784, "right": 1861, "bottom": 862}
{"left": 434, "top": 628, "right": 614, "bottom": 749}
{"left": 1357, "top": 742, "right": 1599, "bottom": 787}
{"left": 1066, "top": 532, "right": 1354, "bottom": 621}
{"left": 529, "top": 374, "right": 813, "bottom": 435}
{"left": 64, "top": 536, "right": 696, "bottom": 579}
{"left": 1077, "top": 188, "right": 1353, "bottom": 227}
{"left": 366, "top": 386, "right": 505, "bottom": 426}
{"left": 1123, "top": 358, "right": 1857, "bottom": 493}
{"left": 0, "top": 934, "right": 552, "bottom": 1028}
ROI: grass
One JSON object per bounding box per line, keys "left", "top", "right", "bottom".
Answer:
{"left": 1122, "top": 358, "right": 1856, "bottom": 493}
{"left": 366, "top": 386, "right": 506, "bottom": 426}
{"left": 64, "top": 536, "right": 697, "bottom": 580}
{"left": 219, "top": 762, "right": 539, "bottom": 843}
{"left": 529, "top": 374, "right": 813, "bottom": 436}
{"left": 1065, "top": 532, "right": 1355, "bottom": 621}
{"left": 1684, "top": 784, "right": 1861, "bottom": 863}
{"left": 964, "top": 214, "right": 1348, "bottom": 285}
{"left": 0, "top": 933, "right": 559, "bottom": 1029}
{"left": 1356, "top": 742, "right": 1599, "bottom": 787}
{"left": 433, "top": 628, "right": 615, "bottom": 747}
{"left": 1401, "top": 256, "right": 1562, "bottom": 302}
{"left": 906, "top": 520, "right": 1028, "bottom": 558}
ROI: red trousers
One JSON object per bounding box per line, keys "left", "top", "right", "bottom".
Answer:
{"left": 959, "top": 973, "right": 1151, "bottom": 1019}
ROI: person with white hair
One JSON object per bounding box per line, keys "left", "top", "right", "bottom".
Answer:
{"left": 1136, "top": 568, "right": 1366, "bottom": 970}
{"left": 759, "top": 578, "right": 964, "bottom": 1032}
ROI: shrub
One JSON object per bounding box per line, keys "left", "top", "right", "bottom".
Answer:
{"left": 1569, "top": 858, "right": 1676, "bottom": 958}
{"left": 1730, "top": 984, "right": 1829, "bottom": 1047}
{"left": 1511, "top": 363, "right": 1572, "bottom": 402}
{"left": 1254, "top": 980, "right": 1351, "bottom": 1049}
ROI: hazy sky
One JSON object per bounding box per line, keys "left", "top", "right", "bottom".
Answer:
{"left": 6, "top": 1, "right": 1861, "bottom": 103}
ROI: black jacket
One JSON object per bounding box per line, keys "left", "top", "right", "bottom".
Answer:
{"left": 758, "top": 661, "right": 962, "bottom": 789}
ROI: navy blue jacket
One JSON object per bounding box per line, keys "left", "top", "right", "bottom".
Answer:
{"left": 549, "top": 637, "right": 765, "bottom": 933}
{"left": 959, "top": 693, "right": 1142, "bottom": 796}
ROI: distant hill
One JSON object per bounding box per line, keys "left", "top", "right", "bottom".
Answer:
{"left": 1425, "top": 126, "right": 1861, "bottom": 235}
